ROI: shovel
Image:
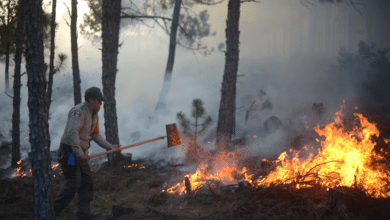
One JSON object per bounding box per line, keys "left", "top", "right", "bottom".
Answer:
{"left": 89, "top": 123, "right": 181, "bottom": 159}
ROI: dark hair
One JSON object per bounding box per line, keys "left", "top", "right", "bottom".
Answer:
{"left": 84, "top": 87, "right": 106, "bottom": 102}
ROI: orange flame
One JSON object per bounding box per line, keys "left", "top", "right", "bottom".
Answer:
{"left": 164, "top": 164, "right": 253, "bottom": 194}
{"left": 12, "top": 160, "right": 27, "bottom": 177}
{"left": 52, "top": 163, "right": 60, "bottom": 169}
{"left": 256, "top": 107, "right": 389, "bottom": 198}
{"left": 164, "top": 149, "right": 253, "bottom": 195}
{"left": 165, "top": 103, "right": 390, "bottom": 198}
{"left": 12, "top": 162, "right": 63, "bottom": 178}
{"left": 124, "top": 163, "right": 145, "bottom": 169}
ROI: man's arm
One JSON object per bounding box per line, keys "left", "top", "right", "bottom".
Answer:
{"left": 91, "top": 120, "right": 114, "bottom": 150}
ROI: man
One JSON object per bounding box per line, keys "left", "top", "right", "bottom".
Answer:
{"left": 54, "top": 87, "right": 121, "bottom": 220}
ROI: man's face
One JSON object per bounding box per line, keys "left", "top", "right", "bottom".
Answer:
{"left": 92, "top": 99, "right": 102, "bottom": 112}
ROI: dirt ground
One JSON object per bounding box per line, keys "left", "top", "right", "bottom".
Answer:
{"left": 2, "top": 105, "right": 390, "bottom": 219}
{"left": 2, "top": 156, "right": 390, "bottom": 220}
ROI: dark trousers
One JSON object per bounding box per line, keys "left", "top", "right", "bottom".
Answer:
{"left": 54, "top": 143, "right": 94, "bottom": 220}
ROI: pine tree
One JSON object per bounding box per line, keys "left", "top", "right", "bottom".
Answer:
{"left": 176, "top": 99, "right": 212, "bottom": 144}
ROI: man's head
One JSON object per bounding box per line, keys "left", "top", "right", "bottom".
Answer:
{"left": 85, "top": 87, "right": 106, "bottom": 112}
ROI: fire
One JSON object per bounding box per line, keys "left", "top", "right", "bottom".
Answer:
{"left": 51, "top": 163, "right": 63, "bottom": 177}
{"left": 164, "top": 149, "right": 253, "bottom": 195}
{"left": 11, "top": 160, "right": 27, "bottom": 177}
{"left": 165, "top": 103, "right": 390, "bottom": 198}
{"left": 124, "top": 163, "right": 145, "bottom": 169}
{"left": 52, "top": 163, "right": 60, "bottom": 169}
{"left": 163, "top": 163, "right": 253, "bottom": 194}
{"left": 256, "top": 106, "right": 389, "bottom": 198}
{"left": 11, "top": 166, "right": 27, "bottom": 177}
{"left": 12, "top": 161, "right": 63, "bottom": 178}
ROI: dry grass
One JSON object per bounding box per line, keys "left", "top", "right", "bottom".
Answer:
{"left": 2, "top": 157, "right": 390, "bottom": 220}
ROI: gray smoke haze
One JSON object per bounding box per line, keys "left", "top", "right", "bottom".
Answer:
{"left": 0, "top": 0, "right": 389, "bottom": 168}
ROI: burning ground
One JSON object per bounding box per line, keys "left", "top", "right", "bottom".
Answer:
{"left": 2, "top": 103, "right": 390, "bottom": 219}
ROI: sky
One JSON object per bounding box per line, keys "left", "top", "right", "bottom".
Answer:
{"left": 0, "top": 0, "right": 389, "bottom": 166}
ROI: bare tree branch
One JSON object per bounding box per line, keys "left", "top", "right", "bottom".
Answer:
{"left": 346, "top": 0, "right": 366, "bottom": 16}
{"left": 121, "top": 14, "right": 172, "bottom": 21}
{"left": 240, "top": 0, "right": 260, "bottom": 3}
{"left": 4, "top": 91, "right": 13, "bottom": 99}
{"left": 301, "top": 0, "right": 317, "bottom": 7}
{"left": 193, "top": 0, "right": 225, "bottom": 5}
{"left": 63, "top": 2, "right": 71, "bottom": 27}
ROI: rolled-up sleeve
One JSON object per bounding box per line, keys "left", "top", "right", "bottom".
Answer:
{"left": 67, "top": 109, "right": 85, "bottom": 157}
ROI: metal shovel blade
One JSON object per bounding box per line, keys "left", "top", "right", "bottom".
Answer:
{"left": 166, "top": 123, "right": 181, "bottom": 147}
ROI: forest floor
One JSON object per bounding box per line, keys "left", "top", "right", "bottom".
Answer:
{"left": 2, "top": 104, "right": 390, "bottom": 219}
{"left": 2, "top": 156, "right": 390, "bottom": 220}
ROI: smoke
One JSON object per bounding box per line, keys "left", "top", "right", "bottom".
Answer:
{"left": 0, "top": 0, "right": 389, "bottom": 170}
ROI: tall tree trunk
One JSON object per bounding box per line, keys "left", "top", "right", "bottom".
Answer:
{"left": 5, "top": 43, "right": 10, "bottom": 90}
{"left": 71, "top": 0, "right": 82, "bottom": 105}
{"left": 46, "top": 0, "right": 57, "bottom": 116}
{"left": 4, "top": 0, "right": 10, "bottom": 90}
{"left": 11, "top": 0, "right": 25, "bottom": 168}
{"left": 215, "top": 0, "right": 240, "bottom": 151}
{"left": 155, "top": 0, "right": 182, "bottom": 112}
{"left": 26, "top": 0, "right": 53, "bottom": 219}
{"left": 102, "top": 0, "right": 121, "bottom": 167}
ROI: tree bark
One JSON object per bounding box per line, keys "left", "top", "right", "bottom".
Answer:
{"left": 5, "top": 43, "right": 10, "bottom": 90}
{"left": 155, "top": 0, "right": 182, "bottom": 112}
{"left": 102, "top": 0, "right": 121, "bottom": 167}
{"left": 215, "top": 0, "right": 240, "bottom": 151}
{"left": 71, "top": 0, "right": 82, "bottom": 105}
{"left": 26, "top": 0, "right": 53, "bottom": 219}
{"left": 11, "top": 0, "right": 25, "bottom": 168}
{"left": 4, "top": 0, "right": 10, "bottom": 90}
{"left": 46, "top": 0, "right": 57, "bottom": 116}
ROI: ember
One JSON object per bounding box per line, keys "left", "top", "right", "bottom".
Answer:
{"left": 124, "top": 163, "right": 145, "bottom": 169}
{"left": 11, "top": 160, "right": 27, "bottom": 177}
{"left": 11, "top": 161, "right": 63, "bottom": 178}
{"left": 52, "top": 163, "right": 60, "bottom": 169}
{"left": 165, "top": 103, "right": 390, "bottom": 198}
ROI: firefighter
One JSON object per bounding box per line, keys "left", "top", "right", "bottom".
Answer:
{"left": 54, "top": 87, "right": 121, "bottom": 220}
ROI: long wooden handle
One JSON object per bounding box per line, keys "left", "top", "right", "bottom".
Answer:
{"left": 89, "top": 136, "right": 165, "bottom": 159}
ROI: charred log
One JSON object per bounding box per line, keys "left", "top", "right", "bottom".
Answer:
{"left": 185, "top": 176, "right": 191, "bottom": 193}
